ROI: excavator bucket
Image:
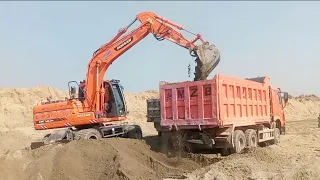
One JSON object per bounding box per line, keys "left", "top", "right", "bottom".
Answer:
{"left": 194, "top": 42, "right": 221, "bottom": 81}
{"left": 30, "top": 129, "right": 73, "bottom": 150}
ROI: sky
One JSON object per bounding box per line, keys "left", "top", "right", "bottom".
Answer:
{"left": 0, "top": 1, "right": 319, "bottom": 96}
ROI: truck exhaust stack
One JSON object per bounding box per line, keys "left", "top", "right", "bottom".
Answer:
{"left": 194, "top": 42, "right": 220, "bottom": 81}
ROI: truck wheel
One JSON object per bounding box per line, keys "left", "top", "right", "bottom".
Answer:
{"left": 272, "top": 128, "right": 280, "bottom": 144}
{"left": 76, "top": 128, "right": 102, "bottom": 140}
{"left": 245, "top": 129, "right": 257, "bottom": 148}
{"left": 231, "top": 130, "right": 246, "bottom": 153}
{"left": 127, "top": 125, "right": 143, "bottom": 139}
{"left": 220, "top": 148, "right": 231, "bottom": 156}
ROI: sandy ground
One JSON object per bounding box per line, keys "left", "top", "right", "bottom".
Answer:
{"left": 0, "top": 86, "right": 320, "bottom": 180}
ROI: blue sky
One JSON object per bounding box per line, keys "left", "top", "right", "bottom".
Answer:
{"left": 0, "top": 1, "right": 319, "bottom": 95}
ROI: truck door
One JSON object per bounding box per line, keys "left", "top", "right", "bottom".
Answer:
{"left": 270, "top": 89, "right": 286, "bottom": 127}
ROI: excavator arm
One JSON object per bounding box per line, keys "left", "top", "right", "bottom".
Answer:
{"left": 84, "top": 12, "right": 221, "bottom": 111}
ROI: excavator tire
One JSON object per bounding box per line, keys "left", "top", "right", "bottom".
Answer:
{"left": 75, "top": 128, "right": 102, "bottom": 140}
{"left": 126, "top": 125, "right": 143, "bottom": 139}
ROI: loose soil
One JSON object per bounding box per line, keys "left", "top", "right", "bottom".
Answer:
{"left": 0, "top": 86, "right": 319, "bottom": 180}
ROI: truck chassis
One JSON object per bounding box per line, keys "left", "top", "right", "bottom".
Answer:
{"left": 159, "top": 122, "right": 280, "bottom": 156}
{"left": 30, "top": 123, "right": 142, "bottom": 149}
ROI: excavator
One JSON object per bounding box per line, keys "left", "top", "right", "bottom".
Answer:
{"left": 30, "top": 12, "right": 220, "bottom": 149}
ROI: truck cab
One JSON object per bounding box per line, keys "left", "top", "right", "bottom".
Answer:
{"left": 270, "top": 88, "right": 289, "bottom": 134}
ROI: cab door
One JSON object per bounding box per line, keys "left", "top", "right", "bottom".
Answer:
{"left": 104, "top": 81, "right": 127, "bottom": 118}
{"left": 270, "top": 88, "right": 287, "bottom": 128}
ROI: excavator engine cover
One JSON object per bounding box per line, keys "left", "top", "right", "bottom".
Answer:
{"left": 194, "top": 42, "right": 220, "bottom": 81}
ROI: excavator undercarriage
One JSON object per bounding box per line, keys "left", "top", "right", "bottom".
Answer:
{"left": 31, "top": 123, "right": 142, "bottom": 149}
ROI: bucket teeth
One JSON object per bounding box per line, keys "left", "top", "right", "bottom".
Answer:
{"left": 194, "top": 42, "right": 221, "bottom": 81}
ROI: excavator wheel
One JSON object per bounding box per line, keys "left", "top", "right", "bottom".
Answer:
{"left": 126, "top": 125, "right": 143, "bottom": 139}
{"left": 75, "top": 128, "right": 102, "bottom": 140}
{"left": 194, "top": 42, "right": 221, "bottom": 81}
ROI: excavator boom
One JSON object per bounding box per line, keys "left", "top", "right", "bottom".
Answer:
{"left": 85, "top": 11, "right": 220, "bottom": 112}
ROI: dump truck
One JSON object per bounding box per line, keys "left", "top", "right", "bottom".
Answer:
{"left": 30, "top": 11, "right": 220, "bottom": 149}
{"left": 147, "top": 73, "right": 289, "bottom": 155}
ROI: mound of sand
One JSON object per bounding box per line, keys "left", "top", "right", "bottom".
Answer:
{"left": 0, "top": 86, "right": 159, "bottom": 133}
{"left": 0, "top": 85, "right": 319, "bottom": 155}
{"left": 0, "top": 86, "right": 159, "bottom": 156}
{"left": 0, "top": 138, "right": 204, "bottom": 180}
{"left": 178, "top": 118, "right": 320, "bottom": 180}
{"left": 285, "top": 95, "right": 320, "bottom": 121}
{"left": 1, "top": 86, "right": 320, "bottom": 180}
{"left": 1, "top": 86, "right": 319, "bottom": 133}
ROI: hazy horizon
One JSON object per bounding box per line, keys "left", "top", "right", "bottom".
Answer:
{"left": 0, "top": 1, "right": 319, "bottom": 96}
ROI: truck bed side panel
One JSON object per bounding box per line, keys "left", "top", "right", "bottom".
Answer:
{"left": 160, "top": 78, "right": 219, "bottom": 128}
{"left": 217, "top": 74, "right": 271, "bottom": 126}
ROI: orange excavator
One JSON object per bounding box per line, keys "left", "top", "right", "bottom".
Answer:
{"left": 30, "top": 12, "right": 220, "bottom": 149}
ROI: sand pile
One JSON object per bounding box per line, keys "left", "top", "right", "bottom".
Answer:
{"left": 0, "top": 86, "right": 159, "bottom": 156}
{"left": 285, "top": 95, "right": 320, "bottom": 121}
{"left": 173, "top": 119, "right": 320, "bottom": 180}
{"left": 1, "top": 86, "right": 320, "bottom": 180}
{"left": 0, "top": 86, "right": 159, "bottom": 133}
{"left": 0, "top": 86, "right": 159, "bottom": 131}
{"left": 0, "top": 138, "right": 203, "bottom": 180}
{"left": 0, "top": 85, "right": 68, "bottom": 130}
{"left": 1, "top": 86, "right": 319, "bottom": 133}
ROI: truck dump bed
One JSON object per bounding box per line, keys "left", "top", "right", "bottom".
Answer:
{"left": 160, "top": 73, "right": 272, "bottom": 129}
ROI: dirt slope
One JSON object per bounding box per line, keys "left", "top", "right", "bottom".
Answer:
{"left": 177, "top": 119, "right": 320, "bottom": 180}
{"left": 285, "top": 95, "right": 320, "bottom": 121}
{"left": 0, "top": 86, "right": 159, "bottom": 156}
{"left": 0, "top": 138, "right": 204, "bottom": 180}
{"left": 0, "top": 86, "right": 320, "bottom": 180}
{"left": 0, "top": 86, "right": 159, "bottom": 134}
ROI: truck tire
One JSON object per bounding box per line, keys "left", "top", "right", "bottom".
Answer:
{"left": 272, "top": 128, "right": 280, "bottom": 144}
{"left": 231, "top": 130, "right": 246, "bottom": 153}
{"left": 220, "top": 148, "right": 231, "bottom": 156}
{"left": 127, "top": 125, "right": 143, "bottom": 139}
{"left": 76, "top": 128, "right": 102, "bottom": 140}
{"left": 245, "top": 129, "right": 258, "bottom": 148}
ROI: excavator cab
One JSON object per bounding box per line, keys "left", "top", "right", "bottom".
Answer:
{"left": 103, "top": 79, "right": 127, "bottom": 118}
